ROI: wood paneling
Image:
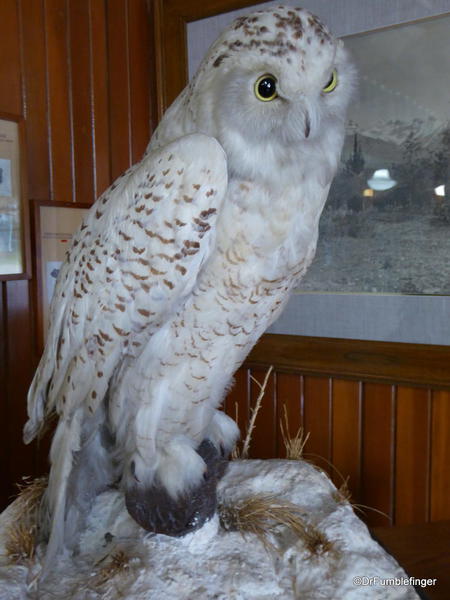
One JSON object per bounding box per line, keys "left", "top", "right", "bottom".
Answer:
{"left": 276, "top": 372, "right": 303, "bottom": 457}
{"left": 45, "top": 0, "right": 73, "bottom": 203}
{"left": 224, "top": 333, "right": 450, "bottom": 527}
{"left": 247, "top": 334, "right": 450, "bottom": 389}
{"left": 430, "top": 391, "right": 450, "bottom": 521}
{"left": 395, "top": 386, "right": 431, "bottom": 525}
{"left": 303, "top": 376, "right": 332, "bottom": 473}
{"left": 360, "top": 383, "right": 395, "bottom": 526}
{"left": 331, "top": 379, "right": 361, "bottom": 494}
{"left": 0, "top": 0, "right": 154, "bottom": 510}
{"left": 0, "top": 0, "right": 22, "bottom": 115}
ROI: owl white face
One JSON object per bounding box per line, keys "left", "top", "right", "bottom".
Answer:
{"left": 189, "top": 6, "right": 356, "bottom": 182}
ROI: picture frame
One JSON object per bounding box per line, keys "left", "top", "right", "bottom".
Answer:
{"left": 298, "top": 12, "right": 450, "bottom": 296}
{"left": 0, "top": 112, "right": 30, "bottom": 280}
{"left": 33, "top": 200, "right": 90, "bottom": 351}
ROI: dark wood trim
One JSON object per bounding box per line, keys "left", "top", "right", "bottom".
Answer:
{"left": 0, "top": 111, "right": 31, "bottom": 281}
{"left": 246, "top": 334, "right": 450, "bottom": 390}
{"left": 152, "top": 0, "right": 260, "bottom": 113}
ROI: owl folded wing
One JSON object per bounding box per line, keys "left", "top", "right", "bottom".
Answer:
{"left": 24, "top": 133, "right": 228, "bottom": 444}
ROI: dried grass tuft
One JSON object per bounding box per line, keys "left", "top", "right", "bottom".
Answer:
{"left": 4, "top": 475, "right": 48, "bottom": 564}
{"left": 280, "top": 404, "right": 310, "bottom": 460}
{"left": 4, "top": 521, "right": 37, "bottom": 563}
{"left": 332, "top": 477, "right": 352, "bottom": 505}
{"left": 91, "top": 550, "right": 132, "bottom": 587}
{"left": 219, "top": 494, "right": 332, "bottom": 556}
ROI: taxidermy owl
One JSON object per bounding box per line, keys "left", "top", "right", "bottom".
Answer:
{"left": 24, "top": 5, "right": 355, "bottom": 572}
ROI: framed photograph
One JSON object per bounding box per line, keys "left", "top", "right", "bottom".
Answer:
{"left": 33, "top": 201, "right": 90, "bottom": 350}
{"left": 0, "top": 113, "right": 30, "bottom": 279}
{"left": 299, "top": 12, "right": 450, "bottom": 296}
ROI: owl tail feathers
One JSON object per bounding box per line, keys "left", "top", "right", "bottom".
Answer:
{"left": 37, "top": 409, "right": 83, "bottom": 582}
{"left": 23, "top": 363, "right": 50, "bottom": 444}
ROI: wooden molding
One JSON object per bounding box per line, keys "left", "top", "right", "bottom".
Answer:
{"left": 151, "top": 0, "right": 261, "bottom": 114}
{"left": 246, "top": 333, "right": 450, "bottom": 389}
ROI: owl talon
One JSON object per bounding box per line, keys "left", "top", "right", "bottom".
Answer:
{"left": 125, "top": 440, "right": 228, "bottom": 536}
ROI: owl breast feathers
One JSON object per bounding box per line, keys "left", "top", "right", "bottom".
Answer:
{"left": 24, "top": 4, "right": 355, "bottom": 571}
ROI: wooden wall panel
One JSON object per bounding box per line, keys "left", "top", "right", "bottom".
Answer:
{"left": 226, "top": 333, "right": 450, "bottom": 527}
{"left": 4, "top": 281, "right": 36, "bottom": 483}
{"left": 69, "top": 1, "right": 95, "bottom": 205}
{"left": 45, "top": 0, "right": 73, "bottom": 203}
{"left": 20, "top": 0, "right": 50, "bottom": 200}
{"left": 90, "top": 0, "right": 111, "bottom": 199}
{"left": 430, "top": 391, "right": 450, "bottom": 521}
{"left": 128, "top": 0, "right": 152, "bottom": 162}
{"left": 107, "top": 0, "right": 133, "bottom": 179}
{"left": 360, "top": 383, "right": 395, "bottom": 526}
{"left": 331, "top": 379, "right": 361, "bottom": 495}
{"left": 276, "top": 372, "right": 303, "bottom": 458}
{"left": 303, "top": 376, "right": 332, "bottom": 473}
{"left": 395, "top": 387, "right": 431, "bottom": 525}
{"left": 0, "top": 0, "right": 22, "bottom": 115}
{"left": 0, "top": 0, "right": 154, "bottom": 511}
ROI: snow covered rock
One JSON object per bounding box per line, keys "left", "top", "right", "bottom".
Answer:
{"left": 0, "top": 459, "right": 419, "bottom": 599}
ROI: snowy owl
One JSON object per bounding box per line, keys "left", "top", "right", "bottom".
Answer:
{"left": 24, "top": 5, "right": 355, "bottom": 568}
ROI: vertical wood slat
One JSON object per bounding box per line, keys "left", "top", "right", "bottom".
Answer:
{"left": 303, "top": 376, "right": 332, "bottom": 473}
{"left": 331, "top": 379, "right": 362, "bottom": 496}
{"left": 20, "top": 0, "right": 50, "bottom": 199}
{"left": 90, "top": 0, "right": 110, "bottom": 198}
{"left": 0, "top": 285, "right": 9, "bottom": 509}
{"left": 44, "top": 0, "right": 73, "bottom": 202}
{"left": 107, "top": 0, "right": 132, "bottom": 180}
{"left": 276, "top": 372, "right": 302, "bottom": 458}
{"left": 69, "top": 0, "right": 94, "bottom": 204}
{"left": 430, "top": 390, "right": 450, "bottom": 521}
{"left": 5, "top": 281, "right": 35, "bottom": 487}
{"left": 127, "top": 0, "right": 151, "bottom": 163}
{"left": 395, "top": 386, "right": 431, "bottom": 525}
{"left": 0, "top": 0, "right": 22, "bottom": 115}
{"left": 354, "top": 382, "right": 395, "bottom": 526}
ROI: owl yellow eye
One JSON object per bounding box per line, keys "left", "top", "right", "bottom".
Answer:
{"left": 254, "top": 74, "right": 278, "bottom": 101}
{"left": 322, "top": 69, "right": 338, "bottom": 93}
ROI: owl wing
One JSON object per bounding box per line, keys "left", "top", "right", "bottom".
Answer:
{"left": 24, "top": 133, "right": 228, "bottom": 443}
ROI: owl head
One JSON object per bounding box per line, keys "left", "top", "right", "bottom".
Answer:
{"left": 186, "top": 6, "right": 356, "bottom": 184}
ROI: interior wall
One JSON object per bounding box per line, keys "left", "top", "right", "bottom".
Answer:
{"left": 0, "top": 0, "right": 156, "bottom": 510}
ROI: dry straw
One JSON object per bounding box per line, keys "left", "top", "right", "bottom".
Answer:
{"left": 4, "top": 475, "right": 47, "bottom": 564}
{"left": 233, "top": 365, "right": 273, "bottom": 459}
{"left": 219, "top": 493, "right": 332, "bottom": 555}
{"left": 90, "top": 549, "right": 132, "bottom": 587}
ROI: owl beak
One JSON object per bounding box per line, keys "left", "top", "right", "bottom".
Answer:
{"left": 304, "top": 112, "right": 311, "bottom": 139}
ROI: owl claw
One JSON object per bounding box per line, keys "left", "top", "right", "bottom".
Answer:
{"left": 125, "top": 440, "right": 228, "bottom": 536}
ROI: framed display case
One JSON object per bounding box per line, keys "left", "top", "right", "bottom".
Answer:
{"left": 0, "top": 113, "right": 30, "bottom": 280}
